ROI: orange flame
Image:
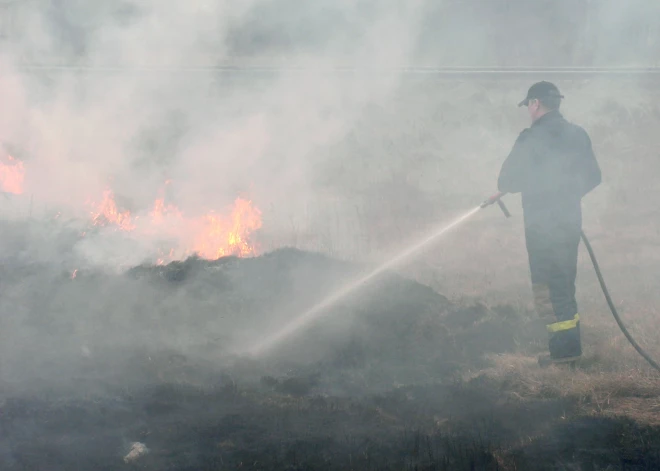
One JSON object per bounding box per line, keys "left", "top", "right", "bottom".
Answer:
{"left": 88, "top": 183, "right": 262, "bottom": 262}
{"left": 90, "top": 189, "right": 135, "bottom": 231}
{"left": 151, "top": 197, "right": 183, "bottom": 224}
{"left": 0, "top": 153, "right": 265, "bottom": 261}
{"left": 0, "top": 155, "right": 25, "bottom": 194}
{"left": 193, "top": 198, "right": 263, "bottom": 259}
{"left": 156, "top": 248, "right": 176, "bottom": 266}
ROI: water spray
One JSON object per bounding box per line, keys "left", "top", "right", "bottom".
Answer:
{"left": 248, "top": 190, "right": 660, "bottom": 373}
{"left": 246, "top": 206, "right": 481, "bottom": 356}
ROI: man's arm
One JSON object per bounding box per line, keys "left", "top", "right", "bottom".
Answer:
{"left": 577, "top": 129, "right": 601, "bottom": 196}
{"left": 497, "top": 129, "right": 530, "bottom": 194}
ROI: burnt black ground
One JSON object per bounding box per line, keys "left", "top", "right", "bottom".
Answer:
{"left": 1, "top": 240, "right": 659, "bottom": 470}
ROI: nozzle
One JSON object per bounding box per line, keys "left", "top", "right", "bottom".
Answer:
{"left": 481, "top": 191, "right": 511, "bottom": 218}
{"left": 480, "top": 191, "right": 504, "bottom": 208}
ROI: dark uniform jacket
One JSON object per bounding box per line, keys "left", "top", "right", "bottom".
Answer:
{"left": 497, "top": 110, "right": 601, "bottom": 230}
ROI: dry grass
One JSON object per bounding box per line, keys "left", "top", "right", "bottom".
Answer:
{"left": 479, "top": 353, "right": 660, "bottom": 425}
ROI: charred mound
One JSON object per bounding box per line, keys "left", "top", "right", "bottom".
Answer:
{"left": 123, "top": 247, "right": 534, "bottom": 389}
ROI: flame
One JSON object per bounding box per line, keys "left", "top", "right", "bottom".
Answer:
{"left": 193, "top": 198, "right": 263, "bottom": 259}
{"left": 88, "top": 184, "right": 262, "bottom": 262}
{"left": 11, "top": 158, "right": 262, "bottom": 262}
{"left": 90, "top": 189, "right": 135, "bottom": 231}
{"left": 156, "top": 248, "right": 176, "bottom": 266}
{"left": 151, "top": 197, "right": 182, "bottom": 224}
{"left": 0, "top": 155, "right": 25, "bottom": 194}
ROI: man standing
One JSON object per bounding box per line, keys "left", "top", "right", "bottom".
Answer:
{"left": 497, "top": 81, "right": 601, "bottom": 365}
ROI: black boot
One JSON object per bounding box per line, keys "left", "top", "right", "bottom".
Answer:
{"left": 539, "top": 314, "right": 581, "bottom": 367}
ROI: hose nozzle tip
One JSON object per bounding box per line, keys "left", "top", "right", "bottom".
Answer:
{"left": 481, "top": 191, "right": 503, "bottom": 208}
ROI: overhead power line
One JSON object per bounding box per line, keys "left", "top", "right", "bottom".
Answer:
{"left": 4, "top": 64, "right": 660, "bottom": 79}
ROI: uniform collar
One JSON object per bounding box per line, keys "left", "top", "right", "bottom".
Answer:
{"left": 532, "top": 109, "right": 562, "bottom": 127}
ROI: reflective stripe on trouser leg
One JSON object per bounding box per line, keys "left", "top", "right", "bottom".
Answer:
{"left": 546, "top": 314, "right": 581, "bottom": 360}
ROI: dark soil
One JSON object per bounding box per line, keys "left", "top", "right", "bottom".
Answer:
{"left": 1, "top": 246, "right": 659, "bottom": 470}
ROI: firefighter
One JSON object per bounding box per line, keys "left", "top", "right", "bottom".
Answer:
{"left": 497, "top": 81, "right": 601, "bottom": 366}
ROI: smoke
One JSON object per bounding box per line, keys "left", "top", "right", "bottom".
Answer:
{"left": 1, "top": 0, "right": 660, "bottom": 392}
{"left": 0, "top": 0, "right": 431, "bottom": 397}
{"left": 1, "top": 1, "right": 659, "bottom": 263}
{"left": 0, "top": 0, "right": 427, "bottom": 268}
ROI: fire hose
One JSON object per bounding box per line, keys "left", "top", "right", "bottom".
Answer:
{"left": 481, "top": 192, "right": 660, "bottom": 372}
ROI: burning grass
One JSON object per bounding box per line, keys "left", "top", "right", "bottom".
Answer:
{"left": 0, "top": 154, "right": 24, "bottom": 195}
{"left": 89, "top": 188, "right": 263, "bottom": 263}
{"left": 0, "top": 149, "right": 263, "bottom": 264}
